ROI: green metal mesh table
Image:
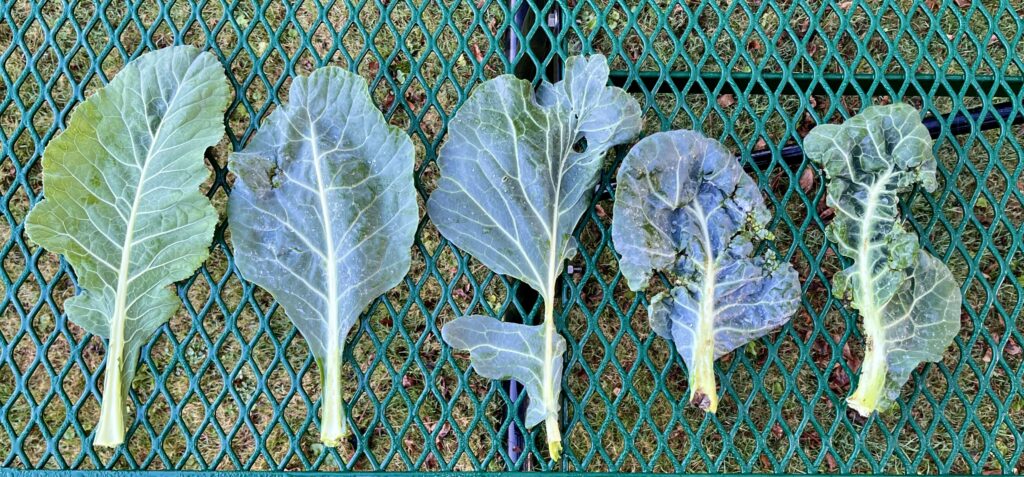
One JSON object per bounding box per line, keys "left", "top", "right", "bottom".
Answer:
{"left": 1, "top": 0, "right": 1022, "bottom": 474}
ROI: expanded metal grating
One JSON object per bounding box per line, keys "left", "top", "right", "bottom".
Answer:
{"left": 0, "top": 0, "right": 1022, "bottom": 475}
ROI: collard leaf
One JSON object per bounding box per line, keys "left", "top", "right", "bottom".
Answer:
{"left": 612, "top": 130, "right": 800, "bottom": 412}
{"left": 428, "top": 55, "right": 641, "bottom": 459}
{"left": 440, "top": 317, "right": 566, "bottom": 428}
{"left": 228, "top": 67, "right": 417, "bottom": 446}
{"left": 805, "top": 103, "right": 961, "bottom": 416}
{"left": 429, "top": 55, "right": 642, "bottom": 295}
{"left": 24, "top": 46, "right": 228, "bottom": 447}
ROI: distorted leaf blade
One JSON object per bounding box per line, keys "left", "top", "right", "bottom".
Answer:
{"left": 804, "top": 103, "right": 961, "bottom": 416}
{"left": 612, "top": 130, "right": 800, "bottom": 412}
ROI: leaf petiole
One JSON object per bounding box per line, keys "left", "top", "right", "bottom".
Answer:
{"left": 94, "top": 332, "right": 126, "bottom": 448}
{"left": 321, "top": 344, "right": 347, "bottom": 446}
{"left": 847, "top": 322, "right": 887, "bottom": 416}
{"left": 541, "top": 291, "right": 562, "bottom": 460}
{"left": 688, "top": 337, "right": 719, "bottom": 413}
{"left": 545, "top": 414, "right": 562, "bottom": 460}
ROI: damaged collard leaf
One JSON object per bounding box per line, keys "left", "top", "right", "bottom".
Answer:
{"left": 805, "top": 103, "right": 961, "bottom": 416}
{"left": 428, "top": 55, "right": 641, "bottom": 459}
{"left": 612, "top": 130, "right": 800, "bottom": 413}
{"left": 25, "top": 46, "right": 228, "bottom": 447}
{"left": 228, "top": 67, "right": 417, "bottom": 446}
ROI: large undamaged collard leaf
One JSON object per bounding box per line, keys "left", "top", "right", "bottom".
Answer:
{"left": 228, "top": 67, "right": 417, "bottom": 446}
{"left": 612, "top": 130, "right": 800, "bottom": 412}
{"left": 24, "top": 46, "right": 228, "bottom": 447}
{"left": 805, "top": 104, "right": 961, "bottom": 416}
{"left": 428, "top": 55, "right": 641, "bottom": 459}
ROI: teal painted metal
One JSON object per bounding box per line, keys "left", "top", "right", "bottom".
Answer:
{"left": 3, "top": 473, "right": 994, "bottom": 477}
{"left": 0, "top": 0, "right": 1021, "bottom": 474}
{"left": 0, "top": 473, "right": 1003, "bottom": 477}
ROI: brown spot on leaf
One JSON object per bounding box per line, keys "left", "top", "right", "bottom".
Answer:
{"left": 691, "top": 391, "right": 713, "bottom": 410}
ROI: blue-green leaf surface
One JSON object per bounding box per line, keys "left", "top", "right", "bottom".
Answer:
{"left": 228, "top": 67, "right": 417, "bottom": 445}
{"left": 804, "top": 103, "right": 961, "bottom": 416}
{"left": 612, "top": 130, "right": 800, "bottom": 412}
{"left": 428, "top": 55, "right": 642, "bottom": 458}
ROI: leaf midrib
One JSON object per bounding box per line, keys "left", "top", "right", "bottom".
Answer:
{"left": 540, "top": 110, "right": 567, "bottom": 415}
{"left": 307, "top": 111, "right": 340, "bottom": 347}
{"left": 686, "top": 200, "right": 718, "bottom": 351}
{"left": 856, "top": 169, "right": 893, "bottom": 325}
{"left": 111, "top": 61, "right": 195, "bottom": 350}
